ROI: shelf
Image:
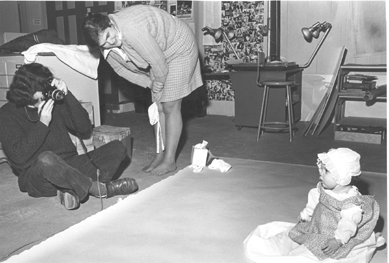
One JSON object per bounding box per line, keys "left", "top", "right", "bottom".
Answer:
{"left": 341, "top": 64, "right": 387, "bottom": 71}
{"left": 337, "top": 117, "right": 386, "bottom": 129}
{"left": 338, "top": 93, "right": 387, "bottom": 102}
{"left": 334, "top": 64, "right": 387, "bottom": 144}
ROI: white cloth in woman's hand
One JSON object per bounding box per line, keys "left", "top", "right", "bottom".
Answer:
{"left": 148, "top": 102, "right": 164, "bottom": 153}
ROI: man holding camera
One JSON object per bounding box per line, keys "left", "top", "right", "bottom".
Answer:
{"left": 0, "top": 63, "right": 138, "bottom": 210}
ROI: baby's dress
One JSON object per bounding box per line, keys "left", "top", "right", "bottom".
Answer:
{"left": 288, "top": 184, "right": 379, "bottom": 260}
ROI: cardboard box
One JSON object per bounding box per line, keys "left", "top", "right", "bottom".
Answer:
{"left": 92, "top": 125, "right": 132, "bottom": 158}
{"left": 191, "top": 146, "right": 209, "bottom": 167}
{"left": 69, "top": 133, "right": 94, "bottom": 155}
{"left": 334, "top": 131, "right": 383, "bottom": 144}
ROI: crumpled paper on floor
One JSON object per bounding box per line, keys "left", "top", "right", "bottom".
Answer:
{"left": 208, "top": 159, "right": 232, "bottom": 172}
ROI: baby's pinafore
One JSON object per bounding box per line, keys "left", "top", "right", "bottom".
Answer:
{"left": 288, "top": 185, "right": 379, "bottom": 260}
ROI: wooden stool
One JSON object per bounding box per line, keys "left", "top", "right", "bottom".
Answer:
{"left": 257, "top": 81, "right": 296, "bottom": 142}
{"left": 93, "top": 125, "right": 132, "bottom": 159}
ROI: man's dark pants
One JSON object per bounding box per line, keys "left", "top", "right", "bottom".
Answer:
{"left": 18, "top": 140, "right": 127, "bottom": 200}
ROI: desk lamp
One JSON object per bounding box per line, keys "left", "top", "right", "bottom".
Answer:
{"left": 202, "top": 26, "right": 244, "bottom": 64}
{"left": 299, "top": 21, "right": 332, "bottom": 68}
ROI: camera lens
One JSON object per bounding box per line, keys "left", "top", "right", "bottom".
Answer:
{"left": 50, "top": 89, "right": 65, "bottom": 101}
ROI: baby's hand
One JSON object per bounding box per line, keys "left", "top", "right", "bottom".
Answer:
{"left": 321, "top": 238, "right": 342, "bottom": 256}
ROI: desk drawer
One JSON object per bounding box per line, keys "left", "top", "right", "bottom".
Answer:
{"left": 0, "top": 88, "right": 8, "bottom": 100}
{"left": 0, "top": 75, "right": 15, "bottom": 88}
{"left": 0, "top": 62, "right": 6, "bottom": 75}
{"left": 0, "top": 75, "right": 7, "bottom": 87}
{"left": 6, "top": 60, "right": 23, "bottom": 75}
{"left": 0, "top": 100, "right": 7, "bottom": 108}
{"left": 0, "top": 56, "right": 24, "bottom": 75}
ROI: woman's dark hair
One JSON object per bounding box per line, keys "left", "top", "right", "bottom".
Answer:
{"left": 7, "top": 63, "right": 53, "bottom": 107}
{"left": 82, "top": 13, "right": 111, "bottom": 48}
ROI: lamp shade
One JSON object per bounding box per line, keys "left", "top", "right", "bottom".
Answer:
{"left": 301, "top": 22, "right": 320, "bottom": 43}
{"left": 226, "top": 30, "right": 235, "bottom": 40}
{"left": 202, "top": 26, "right": 224, "bottom": 43}
{"left": 299, "top": 21, "right": 332, "bottom": 69}
{"left": 213, "top": 28, "right": 224, "bottom": 43}
{"left": 301, "top": 28, "right": 313, "bottom": 42}
{"left": 202, "top": 25, "right": 243, "bottom": 62}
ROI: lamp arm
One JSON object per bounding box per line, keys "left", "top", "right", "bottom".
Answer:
{"left": 299, "top": 26, "right": 332, "bottom": 69}
{"left": 223, "top": 31, "right": 241, "bottom": 60}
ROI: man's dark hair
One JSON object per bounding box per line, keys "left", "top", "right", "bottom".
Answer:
{"left": 82, "top": 13, "right": 111, "bottom": 48}
{"left": 7, "top": 63, "right": 53, "bottom": 107}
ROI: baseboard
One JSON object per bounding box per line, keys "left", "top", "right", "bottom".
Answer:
{"left": 206, "top": 100, "right": 235, "bottom": 116}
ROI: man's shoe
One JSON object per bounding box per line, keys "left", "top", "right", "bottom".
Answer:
{"left": 58, "top": 190, "right": 80, "bottom": 210}
{"left": 106, "top": 178, "right": 138, "bottom": 198}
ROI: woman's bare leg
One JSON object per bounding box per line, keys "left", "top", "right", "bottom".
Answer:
{"left": 150, "top": 99, "right": 182, "bottom": 176}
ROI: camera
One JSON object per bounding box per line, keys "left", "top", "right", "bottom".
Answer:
{"left": 42, "top": 78, "right": 65, "bottom": 101}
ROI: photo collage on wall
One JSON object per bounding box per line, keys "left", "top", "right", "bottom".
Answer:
{"left": 207, "top": 78, "right": 234, "bottom": 101}
{"left": 205, "top": 1, "right": 266, "bottom": 102}
{"left": 204, "top": 1, "right": 266, "bottom": 73}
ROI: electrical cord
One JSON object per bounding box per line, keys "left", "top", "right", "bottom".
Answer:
{"left": 63, "top": 96, "right": 104, "bottom": 211}
{"left": 27, "top": 96, "right": 105, "bottom": 209}
{"left": 1, "top": 95, "right": 106, "bottom": 261}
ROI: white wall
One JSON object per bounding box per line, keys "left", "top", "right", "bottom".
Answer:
{"left": 281, "top": 1, "right": 386, "bottom": 121}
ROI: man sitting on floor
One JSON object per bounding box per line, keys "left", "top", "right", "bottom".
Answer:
{"left": 0, "top": 63, "right": 138, "bottom": 210}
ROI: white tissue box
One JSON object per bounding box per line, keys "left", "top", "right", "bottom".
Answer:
{"left": 191, "top": 146, "right": 209, "bottom": 167}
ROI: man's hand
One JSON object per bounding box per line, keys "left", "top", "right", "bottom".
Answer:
{"left": 39, "top": 99, "right": 54, "bottom": 126}
{"left": 321, "top": 238, "right": 342, "bottom": 256}
{"left": 50, "top": 78, "right": 68, "bottom": 95}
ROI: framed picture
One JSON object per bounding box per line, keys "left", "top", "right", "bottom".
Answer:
{"left": 115, "top": 1, "right": 168, "bottom": 12}
{"left": 177, "top": 1, "right": 192, "bottom": 19}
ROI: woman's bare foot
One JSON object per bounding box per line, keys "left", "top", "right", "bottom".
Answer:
{"left": 149, "top": 161, "right": 177, "bottom": 176}
{"left": 142, "top": 153, "right": 164, "bottom": 173}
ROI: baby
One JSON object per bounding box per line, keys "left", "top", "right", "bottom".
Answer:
{"left": 288, "top": 148, "right": 380, "bottom": 260}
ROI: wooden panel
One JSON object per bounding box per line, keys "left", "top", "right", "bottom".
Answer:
{"left": 56, "top": 16, "right": 65, "bottom": 41}
{"left": 335, "top": 131, "right": 383, "bottom": 145}
{"left": 68, "top": 15, "right": 78, "bottom": 44}
{"left": 46, "top": 2, "right": 114, "bottom": 45}
{"left": 0, "top": 1, "right": 20, "bottom": 36}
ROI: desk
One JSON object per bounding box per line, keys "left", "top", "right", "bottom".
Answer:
{"left": 229, "top": 63, "right": 303, "bottom": 129}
